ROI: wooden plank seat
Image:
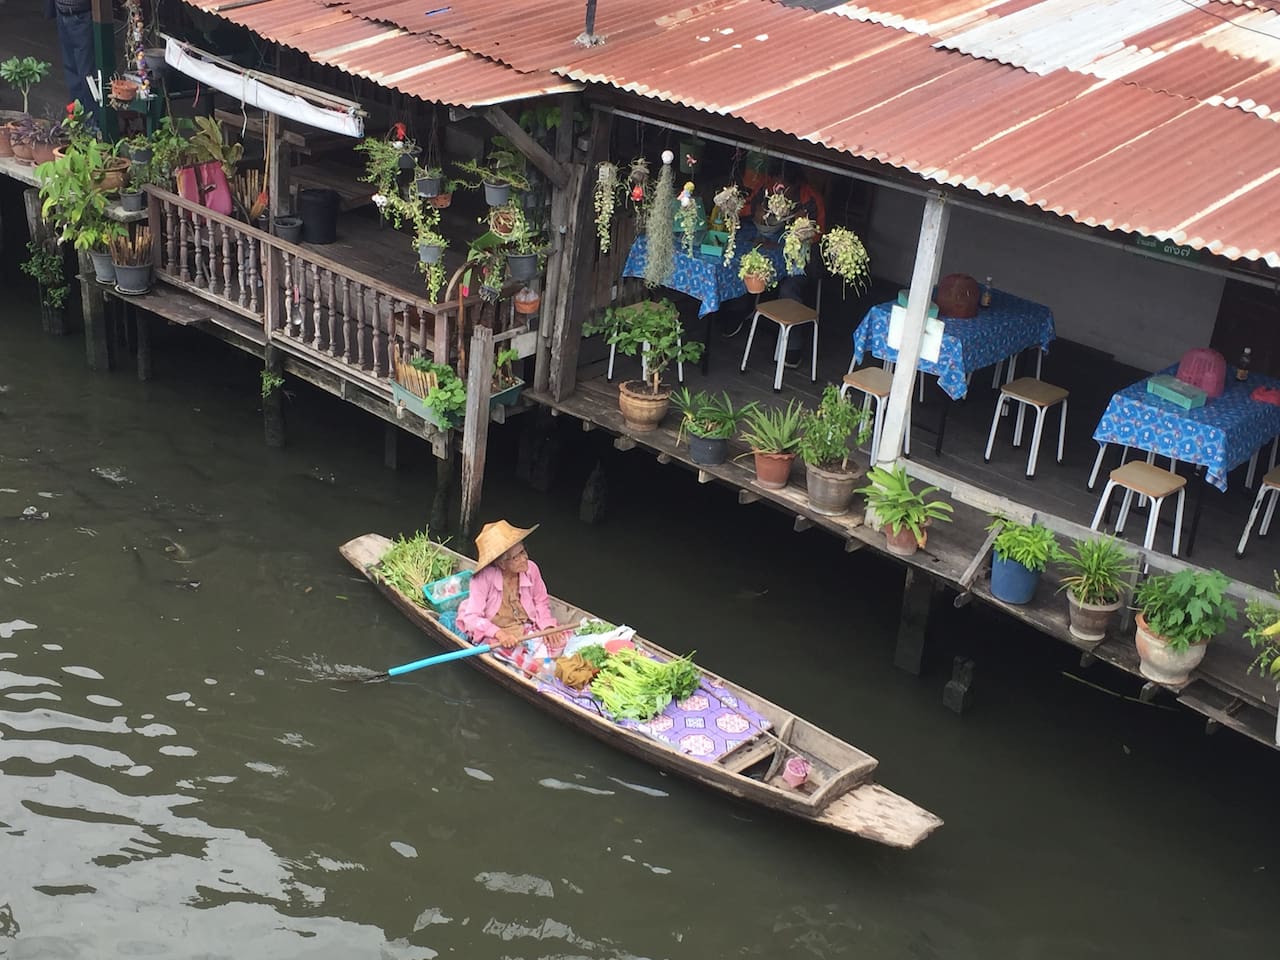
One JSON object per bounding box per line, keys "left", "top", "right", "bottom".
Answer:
{"left": 1090, "top": 460, "right": 1187, "bottom": 554}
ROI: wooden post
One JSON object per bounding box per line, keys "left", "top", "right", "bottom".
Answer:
{"left": 78, "top": 250, "right": 110, "bottom": 371}
{"left": 460, "top": 325, "right": 495, "bottom": 535}
{"left": 876, "top": 193, "right": 950, "bottom": 467}
{"left": 90, "top": 0, "right": 116, "bottom": 139}
{"left": 265, "top": 111, "right": 289, "bottom": 219}
{"left": 534, "top": 94, "right": 579, "bottom": 394}
{"left": 482, "top": 107, "right": 570, "bottom": 189}
{"left": 136, "top": 307, "right": 152, "bottom": 381}
{"left": 384, "top": 422, "right": 399, "bottom": 470}
{"left": 549, "top": 109, "right": 611, "bottom": 401}
{"left": 894, "top": 567, "right": 938, "bottom": 675}
{"left": 263, "top": 344, "right": 285, "bottom": 448}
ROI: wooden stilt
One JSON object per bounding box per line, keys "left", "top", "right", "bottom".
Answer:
{"left": 579, "top": 461, "right": 607, "bottom": 524}
{"left": 460, "top": 325, "right": 495, "bottom": 536}
{"left": 895, "top": 567, "right": 939, "bottom": 675}
{"left": 534, "top": 94, "right": 578, "bottom": 394}
{"left": 431, "top": 446, "right": 454, "bottom": 533}
{"left": 384, "top": 422, "right": 399, "bottom": 470}
{"left": 78, "top": 250, "right": 110, "bottom": 371}
{"left": 136, "top": 306, "right": 152, "bottom": 381}
{"left": 738, "top": 490, "right": 760, "bottom": 505}
{"left": 613, "top": 436, "right": 636, "bottom": 451}
{"left": 942, "top": 656, "right": 975, "bottom": 714}
{"left": 263, "top": 344, "right": 285, "bottom": 448}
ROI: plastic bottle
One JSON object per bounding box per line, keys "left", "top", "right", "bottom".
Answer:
{"left": 538, "top": 657, "right": 556, "bottom": 683}
{"left": 980, "top": 276, "right": 993, "bottom": 308}
{"left": 1237, "top": 346, "right": 1252, "bottom": 383}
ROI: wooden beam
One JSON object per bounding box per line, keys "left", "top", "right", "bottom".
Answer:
{"left": 535, "top": 94, "right": 578, "bottom": 394}
{"left": 656, "top": 452, "right": 672, "bottom": 464}
{"left": 581, "top": 419, "right": 595, "bottom": 432}
{"left": 613, "top": 436, "right": 635, "bottom": 451}
{"left": 460, "top": 326, "right": 495, "bottom": 536}
{"left": 794, "top": 516, "right": 812, "bottom": 532}
{"left": 78, "top": 250, "right": 109, "bottom": 371}
{"left": 697, "top": 469, "right": 713, "bottom": 484}
{"left": 266, "top": 110, "right": 290, "bottom": 218}
{"left": 483, "top": 106, "right": 570, "bottom": 189}
{"left": 954, "top": 522, "right": 1002, "bottom": 607}
{"left": 738, "top": 489, "right": 761, "bottom": 505}
{"left": 844, "top": 539, "right": 863, "bottom": 553}
{"left": 877, "top": 193, "right": 950, "bottom": 467}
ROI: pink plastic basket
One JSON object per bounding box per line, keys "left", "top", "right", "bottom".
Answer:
{"left": 1175, "top": 348, "right": 1226, "bottom": 398}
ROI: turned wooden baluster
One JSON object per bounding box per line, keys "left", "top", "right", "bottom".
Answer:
{"left": 179, "top": 212, "right": 191, "bottom": 283}
{"left": 283, "top": 251, "right": 296, "bottom": 337}
{"left": 355, "top": 285, "right": 368, "bottom": 369}
{"left": 341, "top": 278, "right": 355, "bottom": 365}
{"left": 222, "top": 223, "right": 233, "bottom": 300}
{"left": 327, "top": 270, "right": 339, "bottom": 358}
{"left": 372, "top": 291, "right": 385, "bottom": 377}
{"left": 165, "top": 201, "right": 178, "bottom": 277}
{"left": 248, "top": 236, "right": 260, "bottom": 314}
{"left": 310, "top": 263, "right": 324, "bottom": 351}
{"left": 193, "top": 216, "right": 209, "bottom": 289}
{"left": 297, "top": 256, "right": 311, "bottom": 342}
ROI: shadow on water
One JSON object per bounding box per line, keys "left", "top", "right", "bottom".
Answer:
{"left": 1, "top": 292, "right": 1277, "bottom": 959}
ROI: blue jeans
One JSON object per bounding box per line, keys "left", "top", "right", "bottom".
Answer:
{"left": 56, "top": 11, "right": 95, "bottom": 113}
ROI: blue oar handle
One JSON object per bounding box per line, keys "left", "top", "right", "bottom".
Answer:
{"left": 387, "top": 644, "right": 492, "bottom": 677}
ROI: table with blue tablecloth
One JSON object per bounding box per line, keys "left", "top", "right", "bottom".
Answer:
{"left": 850, "top": 290, "right": 1057, "bottom": 400}
{"left": 621, "top": 227, "right": 792, "bottom": 318}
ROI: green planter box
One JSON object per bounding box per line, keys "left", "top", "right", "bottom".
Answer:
{"left": 490, "top": 379, "right": 525, "bottom": 410}
{"left": 391, "top": 380, "right": 457, "bottom": 430}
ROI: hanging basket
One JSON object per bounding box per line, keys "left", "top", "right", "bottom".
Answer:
{"left": 415, "top": 175, "right": 442, "bottom": 198}
{"left": 507, "top": 252, "right": 538, "bottom": 283}
{"left": 418, "top": 243, "right": 443, "bottom": 265}
{"left": 483, "top": 181, "right": 511, "bottom": 207}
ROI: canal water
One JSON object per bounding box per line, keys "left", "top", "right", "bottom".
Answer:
{"left": 1, "top": 286, "right": 1277, "bottom": 960}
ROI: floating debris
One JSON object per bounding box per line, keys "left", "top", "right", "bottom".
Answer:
{"left": 20, "top": 507, "right": 49, "bottom": 520}
{"left": 90, "top": 466, "right": 131, "bottom": 485}
{"left": 389, "top": 841, "right": 418, "bottom": 859}
{"left": 61, "top": 666, "right": 104, "bottom": 681}
{"left": 537, "top": 778, "right": 614, "bottom": 797}
{"left": 463, "top": 767, "right": 493, "bottom": 782}
{"left": 474, "top": 871, "right": 554, "bottom": 897}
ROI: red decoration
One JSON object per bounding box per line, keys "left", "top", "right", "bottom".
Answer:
{"left": 630, "top": 184, "right": 644, "bottom": 202}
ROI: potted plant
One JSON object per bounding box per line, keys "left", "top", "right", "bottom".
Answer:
{"left": 430, "top": 177, "right": 456, "bottom": 209}
{"left": 491, "top": 346, "right": 525, "bottom": 408}
{"left": 109, "top": 227, "right": 154, "bottom": 295}
{"left": 1244, "top": 575, "right": 1280, "bottom": 686}
{"left": 783, "top": 215, "right": 818, "bottom": 274}
{"left": 583, "top": 298, "right": 704, "bottom": 432}
{"left": 1, "top": 56, "right": 51, "bottom": 118}
{"left": 797, "top": 385, "right": 872, "bottom": 516}
{"left": 20, "top": 239, "right": 69, "bottom": 330}
{"left": 820, "top": 226, "right": 872, "bottom": 294}
{"left": 410, "top": 207, "right": 448, "bottom": 303}
{"left": 594, "top": 160, "right": 620, "bottom": 253}
{"left": 454, "top": 138, "right": 530, "bottom": 206}
{"left": 125, "top": 131, "right": 153, "bottom": 166}
{"left": 356, "top": 136, "right": 410, "bottom": 198}
{"left": 672, "top": 388, "right": 758, "bottom": 466}
{"left": 857, "top": 465, "right": 953, "bottom": 557}
{"left": 739, "top": 399, "right": 805, "bottom": 489}
{"left": 513, "top": 286, "right": 541, "bottom": 316}
{"left": 8, "top": 115, "right": 34, "bottom": 163}
{"left": 1058, "top": 537, "right": 1137, "bottom": 644}
{"left": 393, "top": 356, "right": 466, "bottom": 430}
{"left": 712, "top": 183, "right": 745, "bottom": 265}
{"left": 414, "top": 164, "right": 444, "bottom": 198}
{"left": 738, "top": 248, "right": 777, "bottom": 294}
{"left": 1133, "top": 570, "right": 1236, "bottom": 686}
{"left": 756, "top": 183, "right": 795, "bottom": 237}
{"left": 988, "top": 517, "right": 1063, "bottom": 605}
{"left": 30, "top": 120, "right": 58, "bottom": 165}
{"left": 37, "top": 140, "right": 127, "bottom": 284}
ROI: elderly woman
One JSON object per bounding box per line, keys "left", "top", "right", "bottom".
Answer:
{"left": 456, "top": 520, "right": 567, "bottom": 650}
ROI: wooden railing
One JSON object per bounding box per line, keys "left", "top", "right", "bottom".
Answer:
{"left": 144, "top": 186, "right": 454, "bottom": 381}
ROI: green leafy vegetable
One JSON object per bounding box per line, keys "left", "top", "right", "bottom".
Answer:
{"left": 377, "top": 531, "right": 455, "bottom": 607}
{"left": 576, "top": 644, "right": 610, "bottom": 668}
{"left": 576, "top": 619, "right": 616, "bottom": 636}
{"left": 589, "top": 648, "right": 701, "bottom": 720}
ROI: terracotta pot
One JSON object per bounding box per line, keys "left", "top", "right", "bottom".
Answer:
{"left": 752, "top": 451, "right": 795, "bottom": 490}
{"left": 617, "top": 380, "right": 671, "bottom": 432}
{"left": 1134, "top": 612, "right": 1209, "bottom": 687}
{"left": 52, "top": 145, "right": 66, "bottom": 159}
{"left": 1067, "top": 589, "right": 1124, "bottom": 645}
{"left": 431, "top": 193, "right": 453, "bottom": 209}
{"left": 884, "top": 523, "right": 922, "bottom": 557}
{"left": 744, "top": 274, "right": 767, "bottom": 294}
{"left": 0, "top": 125, "right": 12, "bottom": 158}
{"left": 514, "top": 295, "right": 541, "bottom": 315}
{"left": 11, "top": 139, "right": 33, "bottom": 164}
{"left": 111, "top": 79, "right": 139, "bottom": 102}
{"left": 92, "top": 157, "right": 131, "bottom": 193}
{"left": 31, "top": 141, "right": 56, "bottom": 165}
{"left": 804, "top": 462, "right": 860, "bottom": 517}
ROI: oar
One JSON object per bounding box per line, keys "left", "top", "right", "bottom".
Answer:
{"left": 362, "top": 623, "right": 567, "bottom": 683}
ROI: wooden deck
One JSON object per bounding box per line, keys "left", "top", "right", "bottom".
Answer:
{"left": 530, "top": 284, "right": 1280, "bottom": 752}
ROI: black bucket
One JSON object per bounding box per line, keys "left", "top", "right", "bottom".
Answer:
{"left": 298, "top": 188, "right": 339, "bottom": 244}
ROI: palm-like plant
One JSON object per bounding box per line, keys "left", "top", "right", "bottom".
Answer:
{"left": 857, "top": 465, "right": 953, "bottom": 542}
{"left": 1059, "top": 537, "right": 1136, "bottom": 605}
{"left": 739, "top": 400, "right": 806, "bottom": 454}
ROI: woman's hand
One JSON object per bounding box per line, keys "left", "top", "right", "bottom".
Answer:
{"left": 494, "top": 627, "right": 523, "bottom": 648}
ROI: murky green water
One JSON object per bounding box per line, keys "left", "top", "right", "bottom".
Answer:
{"left": 2, "top": 286, "right": 1278, "bottom": 960}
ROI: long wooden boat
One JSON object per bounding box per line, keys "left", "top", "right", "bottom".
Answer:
{"left": 342, "top": 534, "right": 942, "bottom": 849}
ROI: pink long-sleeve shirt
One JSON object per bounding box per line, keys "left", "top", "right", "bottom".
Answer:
{"left": 455, "top": 561, "right": 557, "bottom": 643}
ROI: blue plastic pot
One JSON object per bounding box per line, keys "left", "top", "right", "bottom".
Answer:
{"left": 990, "top": 554, "right": 1041, "bottom": 605}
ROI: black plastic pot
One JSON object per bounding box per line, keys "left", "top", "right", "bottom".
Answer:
{"left": 688, "top": 435, "right": 728, "bottom": 466}
{"left": 418, "top": 243, "right": 443, "bottom": 265}
{"left": 113, "top": 262, "right": 153, "bottom": 295}
{"left": 129, "top": 146, "right": 152, "bottom": 165}
{"left": 415, "top": 175, "right": 442, "bottom": 198}
{"left": 506, "top": 252, "right": 538, "bottom": 283}
{"left": 120, "top": 190, "right": 146, "bottom": 213}
{"left": 273, "top": 216, "right": 303, "bottom": 244}
{"left": 298, "top": 188, "right": 339, "bottom": 244}
{"left": 89, "top": 250, "right": 116, "bottom": 285}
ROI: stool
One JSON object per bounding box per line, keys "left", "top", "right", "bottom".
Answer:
{"left": 840, "top": 366, "right": 908, "bottom": 462}
{"left": 740, "top": 298, "right": 818, "bottom": 392}
{"left": 1090, "top": 461, "right": 1187, "bottom": 555}
{"left": 983, "top": 377, "right": 1068, "bottom": 479}
{"left": 1236, "top": 467, "right": 1280, "bottom": 557}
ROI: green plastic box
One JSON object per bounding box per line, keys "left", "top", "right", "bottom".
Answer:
{"left": 1146, "top": 374, "right": 1206, "bottom": 410}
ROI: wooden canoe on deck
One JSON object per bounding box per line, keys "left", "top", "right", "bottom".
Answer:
{"left": 341, "top": 534, "right": 942, "bottom": 849}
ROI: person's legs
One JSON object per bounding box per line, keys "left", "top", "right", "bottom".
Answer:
{"left": 57, "top": 11, "right": 95, "bottom": 112}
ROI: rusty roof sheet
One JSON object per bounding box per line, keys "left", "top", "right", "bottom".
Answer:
{"left": 179, "top": 0, "right": 577, "bottom": 107}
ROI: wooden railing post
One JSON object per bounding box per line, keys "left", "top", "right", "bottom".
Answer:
{"left": 460, "top": 325, "right": 495, "bottom": 536}
{"left": 263, "top": 242, "right": 279, "bottom": 336}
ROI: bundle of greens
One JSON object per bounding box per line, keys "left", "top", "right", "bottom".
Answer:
{"left": 589, "top": 648, "right": 701, "bottom": 721}
{"left": 576, "top": 619, "right": 616, "bottom": 636}
{"left": 575, "top": 644, "right": 610, "bottom": 669}
{"left": 377, "top": 532, "right": 454, "bottom": 607}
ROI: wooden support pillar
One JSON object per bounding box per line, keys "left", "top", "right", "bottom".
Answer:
{"left": 263, "top": 345, "right": 285, "bottom": 448}
{"left": 265, "top": 110, "right": 289, "bottom": 219}
{"left": 78, "top": 250, "right": 110, "bottom": 371}
{"left": 384, "top": 422, "right": 399, "bottom": 470}
{"left": 460, "top": 325, "right": 495, "bottom": 536}
{"left": 550, "top": 108, "right": 611, "bottom": 401}
{"left": 894, "top": 567, "right": 939, "bottom": 675}
{"left": 135, "top": 307, "right": 151, "bottom": 381}
{"left": 431, "top": 446, "right": 454, "bottom": 533}
{"left": 535, "top": 94, "right": 579, "bottom": 394}
{"left": 90, "top": 0, "right": 116, "bottom": 139}
{"left": 877, "top": 193, "right": 950, "bottom": 468}
{"left": 942, "top": 656, "right": 975, "bottom": 714}
{"left": 579, "top": 460, "right": 607, "bottom": 524}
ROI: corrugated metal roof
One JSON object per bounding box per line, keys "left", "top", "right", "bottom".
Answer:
{"left": 180, "top": 0, "right": 578, "bottom": 107}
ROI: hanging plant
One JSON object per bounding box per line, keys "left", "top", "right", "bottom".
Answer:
{"left": 820, "top": 226, "right": 872, "bottom": 294}
{"left": 713, "top": 183, "right": 745, "bottom": 266}
{"left": 643, "top": 151, "right": 676, "bottom": 288}
{"left": 676, "top": 180, "right": 699, "bottom": 257}
{"left": 594, "top": 161, "right": 620, "bottom": 253}
{"left": 783, "top": 216, "right": 818, "bottom": 275}
{"left": 627, "top": 157, "right": 650, "bottom": 221}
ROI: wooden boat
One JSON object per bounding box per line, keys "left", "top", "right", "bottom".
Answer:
{"left": 342, "top": 534, "right": 942, "bottom": 849}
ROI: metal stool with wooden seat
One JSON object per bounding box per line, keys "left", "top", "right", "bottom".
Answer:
{"left": 739, "top": 298, "right": 818, "bottom": 392}
{"left": 1090, "top": 461, "right": 1187, "bottom": 555}
{"left": 840, "top": 366, "right": 908, "bottom": 462}
{"left": 1236, "top": 467, "right": 1280, "bottom": 557}
{"left": 983, "top": 377, "right": 1069, "bottom": 479}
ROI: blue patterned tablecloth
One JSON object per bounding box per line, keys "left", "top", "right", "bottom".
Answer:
{"left": 1091, "top": 368, "right": 1280, "bottom": 491}
{"left": 850, "top": 290, "right": 1057, "bottom": 399}
{"left": 621, "top": 230, "right": 791, "bottom": 318}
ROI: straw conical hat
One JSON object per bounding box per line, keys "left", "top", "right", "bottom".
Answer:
{"left": 473, "top": 520, "right": 539, "bottom": 572}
